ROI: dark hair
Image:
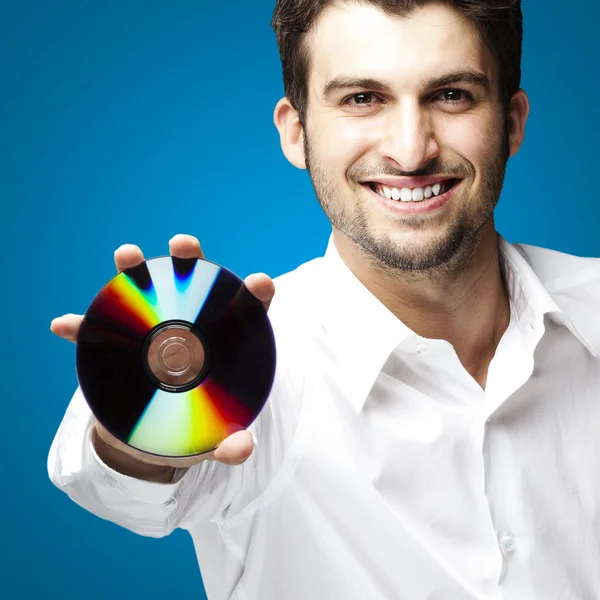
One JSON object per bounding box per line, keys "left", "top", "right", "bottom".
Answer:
{"left": 271, "top": 0, "right": 522, "bottom": 124}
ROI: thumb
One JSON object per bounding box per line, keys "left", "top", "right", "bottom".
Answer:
{"left": 245, "top": 273, "right": 275, "bottom": 312}
{"left": 211, "top": 430, "right": 255, "bottom": 466}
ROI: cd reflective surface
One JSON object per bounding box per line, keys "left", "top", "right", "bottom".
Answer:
{"left": 76, "top": 256, "right": 276, "bottom": 458}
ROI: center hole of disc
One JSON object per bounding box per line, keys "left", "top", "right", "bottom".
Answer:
{"left": 159, "top": 338, "right": 192, "bottom": 375}
{"left": 146, "top": 326, "right": 206, "bottom": 387}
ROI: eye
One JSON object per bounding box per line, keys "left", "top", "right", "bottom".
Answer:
{"left": 435, "top": 89, "right": 473, "bottom": 104}
{"left": 342, "top": 92, "right": 384, "bottom": 107}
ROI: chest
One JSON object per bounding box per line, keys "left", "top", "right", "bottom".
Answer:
{"left": 291, "top": 327, "right": 600, "bottom": 596}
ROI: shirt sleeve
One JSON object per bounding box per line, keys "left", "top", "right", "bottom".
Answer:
{"left": 47, "top": 387, "right": 246, "bottom": 538}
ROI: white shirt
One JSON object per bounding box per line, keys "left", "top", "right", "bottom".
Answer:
{"left": 48, "top": 234, "right": 600, "bottom": 600}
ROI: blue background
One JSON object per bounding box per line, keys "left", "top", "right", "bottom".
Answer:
{"left": 1, "top": 0, "right": 598, "bottom": 598}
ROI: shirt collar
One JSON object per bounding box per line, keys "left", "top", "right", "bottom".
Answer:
{"left": 320, "top": 233, "right": 597, "bottom": 413}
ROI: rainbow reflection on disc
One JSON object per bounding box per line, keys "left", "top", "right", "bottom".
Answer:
{"left": 76, "top": 256, "right": 276, "bottom": 458}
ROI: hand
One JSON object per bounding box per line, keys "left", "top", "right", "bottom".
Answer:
{"left": 50, "top": 234, "right": 275, "bottom": 469}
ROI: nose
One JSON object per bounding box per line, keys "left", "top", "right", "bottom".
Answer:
{"left": 378, "top": 101, "right": 440, "bottom": 172}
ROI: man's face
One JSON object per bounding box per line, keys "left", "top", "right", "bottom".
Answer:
{"left": 302, "top": 1, "right": 510, "bottom": 272}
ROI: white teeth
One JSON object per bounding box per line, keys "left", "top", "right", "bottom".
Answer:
{"left": 400, "top": 188, "right": 413, "bottom": 202}
{"left": 412, "top": 187, "right": 424, "bottom": 202}
{"left": 372, "top": 181, "right": 449, "bottom": 202}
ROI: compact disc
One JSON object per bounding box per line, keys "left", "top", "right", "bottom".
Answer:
{"left": 75, "top": 256, "right": 276, "bottom": 458}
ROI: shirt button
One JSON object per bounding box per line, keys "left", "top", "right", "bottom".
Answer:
{"left": 415, "top": 343, "right": 429, "bottom": 354}
{"left": 499, "top": 534, "right": 516, "bottom": 554}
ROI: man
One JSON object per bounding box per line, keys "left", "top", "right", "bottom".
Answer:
{"left": 48, "top": 0, "right": 600, "bottom": 598}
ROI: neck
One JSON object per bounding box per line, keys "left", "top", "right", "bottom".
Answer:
{"left": 333, "top": 221, "right": 510, "bottom": 389}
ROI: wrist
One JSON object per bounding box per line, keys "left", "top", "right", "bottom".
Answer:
{"left": 91, "top": 424, "right": 177, "bottom": 483}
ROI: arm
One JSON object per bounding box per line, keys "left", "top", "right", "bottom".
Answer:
{"left": 47, "top": 387, "right": 247, "bottom": 538}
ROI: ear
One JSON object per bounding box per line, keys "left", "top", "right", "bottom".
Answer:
{"left": 273, "top": 97, "right": 306, "bottom": 169}
{"left": 507, "top": 88, "right": 530, "bottom": 157}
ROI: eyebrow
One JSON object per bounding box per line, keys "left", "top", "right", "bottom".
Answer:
{"left": 321, "top": 69, "right": 490, "bottom": 99}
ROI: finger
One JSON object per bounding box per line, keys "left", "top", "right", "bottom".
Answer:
{"left": 50, "top": 313, "right": 84, "bottom": 343}
{"left": 168, "top": 234, "right": 205, "bottom": 259}
{"left": 114, "top": 244, "right": 145, "bottom": 273}
{"left": 245, "top": 273, "right": 276, "bottom": 312}
{"left": 212, "top": 430, "right": 254, "bottom": 466}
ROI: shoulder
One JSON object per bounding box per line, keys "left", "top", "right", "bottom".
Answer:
{"left": 268, "top": 256, "right": 327, "bottom": 334}
{"left": 511, "top": 242, "right": 600, "bottom": 352}
{"left": 511, "top": 242, "right": 600, "bottom": 297}
{"left": 260, "top": 254, "right": 328, "bottom": 385}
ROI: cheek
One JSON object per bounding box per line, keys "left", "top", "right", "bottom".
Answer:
{"left": 315, "top": 117, "right": 380, "bottom": 167}
{"left": 338, "top": 118, "right": 382, "bottom": 148}
{"left": 437, "top": 113, "right": 501, "bottom": 167}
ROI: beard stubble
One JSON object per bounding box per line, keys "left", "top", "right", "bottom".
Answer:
{"left": 303, "top": 118, "right": 510, "bottom": 278}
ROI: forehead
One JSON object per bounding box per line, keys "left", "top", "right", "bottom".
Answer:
{"left": 307, "top": 2, "right": 494, "bottom": 90}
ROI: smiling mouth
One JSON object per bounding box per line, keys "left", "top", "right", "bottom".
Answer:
{"left": 363, "top": 178, "right": 460, "bottom": 202}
